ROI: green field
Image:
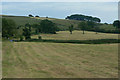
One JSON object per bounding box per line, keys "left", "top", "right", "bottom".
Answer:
{"left": 2, "top": 31, "right": 118, "bottom": 78}
{"left": 32, "top": 30, "right": 118, "bottom": 40}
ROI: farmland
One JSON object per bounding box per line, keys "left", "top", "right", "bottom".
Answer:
{"left": 32, "top": 30, "right": 118, "bottom": 40}
{"left": 1, "top": 14, "right": 119, "bottom": 78}
{"left": 2, "top": 31, "right": 118, "bottom": 78}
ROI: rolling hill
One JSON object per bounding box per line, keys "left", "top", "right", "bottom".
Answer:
{"left": 1, "top": 15, "right": 81, "bottom": 30}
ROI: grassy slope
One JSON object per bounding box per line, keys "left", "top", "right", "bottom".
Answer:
{"left": 1, "top": 16, "right": 41, "bottom": 25}
{"left": 1, "top": 15, "right": 80, "bottom": 30}
{"left": 1, "top": 15, "right": 116, "bottom": 31}
{"left": 3, "top": 42, "right": 118, "bottom": 78}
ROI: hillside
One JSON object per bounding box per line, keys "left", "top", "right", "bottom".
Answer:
{"left": 1, "top": 15, "right": 117, "bottom": 33}
{"left": 1, "top": 15, "right": 81, "bottom": 30}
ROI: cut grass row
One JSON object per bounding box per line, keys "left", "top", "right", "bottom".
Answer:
{"left": 2, "top": 42, "right": 118, "bottom": 78}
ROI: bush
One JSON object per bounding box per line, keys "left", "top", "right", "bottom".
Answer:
{"left": 38, "top": 36, "right": 42, "bottom": 40}
{"left": 2, "top": 18, "right": 17, "bottom": 38}
{"left": 20, "top": 36, "right": 23, "bottom": 41}
{"left": 40, "top": 19, "right": 57, "bottom": 34}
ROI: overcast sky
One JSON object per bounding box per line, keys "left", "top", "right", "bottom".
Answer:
{"left": 1, "top": 0, "right": 119, "bottom": 2}
{"left": 1, "top": 2, "right": 118, "bottom": 23}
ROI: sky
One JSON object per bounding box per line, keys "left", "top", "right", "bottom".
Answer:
{"left": 1, "top": 2, "right": 119, "bottom": 23}
{"left": 1, "top": 0, "right": 119, "bottom": 2}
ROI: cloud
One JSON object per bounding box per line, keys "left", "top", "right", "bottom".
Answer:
{"left": 2, "top": 2, "right": 118, "bottom": 23}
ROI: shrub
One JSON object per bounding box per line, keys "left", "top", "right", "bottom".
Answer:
{"left": 38, "top": 36, "right": 42, "bottom": 40}
{"left": 2, "top": 18, "right": 17, "bottom": 38}
{"left": 40, "top": 19, "right": 57, "bottom": 34}
{"left": 20, "top": 36, "right": 23, "bottom": 41}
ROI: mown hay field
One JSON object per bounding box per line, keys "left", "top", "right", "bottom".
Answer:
{"left": 2, "top": 31, "right": 118, "bottom": 78}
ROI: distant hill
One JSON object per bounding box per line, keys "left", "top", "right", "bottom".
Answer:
{"left": 1, "top": 15, "right": 81, "bottom": 30}
{"left": 1, "top": 15, "right": 117, "bottom": 33}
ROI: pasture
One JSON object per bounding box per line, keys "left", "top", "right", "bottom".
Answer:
{"left": 2, "top": 31, "right": 118, "bottom": 78}
{"left": 32, "top": 30, "right": 118, "bottom": 40}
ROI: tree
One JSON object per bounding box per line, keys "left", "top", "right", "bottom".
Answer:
{"left": 104, "top": 23, "right": 108, "bottom": 25}
{"left": 35, "top": 15, "right": 39, "bottom": 17}
{"left": 66, "top": 14, "right": 101, "bottom": 23}
{"left": 94, "top": 26, "right": 99, "bottom": 34}
{"left": 28, "top": 14, "right": 34, "bottom": 17}
{"left": 78, "top": 22, "right": 87, "bottom": 34}
{"left": 40, "top": 19, "right": 57, "bottom": 34}
{"left": 86, "top": 21, "right": 95, "bottom": 30}
{"left": 113, "top": 20, "right": 120, "bottom": 29}
{"left": 69, "top": 25, "right": 74, "bottom": 34}
{"left": 23, "top": 23, "right": 32, "bottom": 40}
{"left": 2, "top": 18, "right": 17, "bottom": 38}
{"left": 25, "top": 23, "right": 31, "bottom": 32}
{"left": 23, "top": 27, "right": 31, "bottom": 40}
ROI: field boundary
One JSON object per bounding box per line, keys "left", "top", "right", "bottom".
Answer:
{"left": 14, "top": 39, "right": 120, "bottom": 44}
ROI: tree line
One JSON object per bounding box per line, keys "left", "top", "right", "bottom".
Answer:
{"left": 66, "top": 14, "right": 101, "bottom": 23}
{"left": 2, "top": 17, "right": 120, "bottom": 40}
{"left": 2, "top": 18, "right": 57, "bottom": 40}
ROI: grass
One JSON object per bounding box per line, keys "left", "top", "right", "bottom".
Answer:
{"left": 1, "top": 14, "right": 119, "bottom": 78}
{"left": 2, "top": 42, "right": 118, "bottom": 78}
{"left": 2, "top": 27, "right": 118, "bottom": 78}
{"left": 1, "top": 15, "right": 80, "bottom": 30}
{"left": 1, "top": 15, "right": 116, "bottom": 32}
{"left": 32, "top": 30, "right": 118, "bottom": 40}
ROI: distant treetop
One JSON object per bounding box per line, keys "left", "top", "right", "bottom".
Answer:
{"left": 113, "top": 20, "right": 120, "bottom": 29}
{"left": 35, "top": 15, "right": 39, "bottom": 17}
{"left": 65, "top": 14, "right": 101, "bottom": 23}
{"left": 28, "top": 14, "right": 34, "bottom": 17}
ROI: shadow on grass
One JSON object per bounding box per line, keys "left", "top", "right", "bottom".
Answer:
{"left": 15, "top": 39, "right": 120, "bottom": 44}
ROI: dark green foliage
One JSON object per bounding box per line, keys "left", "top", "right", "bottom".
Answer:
{"left": 86, "top": 21, "right": 95, "bottom": 29}
{"left": 23, "top": 23, "right": 31, "bottom": 40}
{"left": 78, "top": 21, "right": 87, "bottom": 34}
{"left": 66, "top": 14, "right": 101, "bottom": 23}
{"left": 94, "top": 26, "right": 99, "bottom": 34}
{"left": 35, "top": 15, "right": 39, "bottom": 17}
{"left": 20, "top": 36, "right": 23, "bottom": 41}
{"left": 113, "top": 20, "right": 120, "bottom": 29}
{"left": 32, "top": 24, "right": 41, "bottom": 33}
{"left": 25, "top": 23, "right": 31, "bottom": 32}
{"left": 69, "top": 25, "right": 74, "bottom": 34}
{"left": 2, "top": 18, "right": 17, "bottom": 38}
{"left": 38, "top": 35, "right": 42, "bottom": 40}
{"left": 21, "top": 39, "right": 120, "bottom": 44}
{"left": 104, "top": 23, "right": 108, "bottom": 25}
{"left": 29, "top": 14, "right": 34, "bottom": 17}
{"left": 23, "top": 27, "right": 31, "bottom": 40}
{"left": 40, "top": 19, "right": 57, "bottom": 34}
{"left": 35, "top": 29, "right": 39, "bottom": 34}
